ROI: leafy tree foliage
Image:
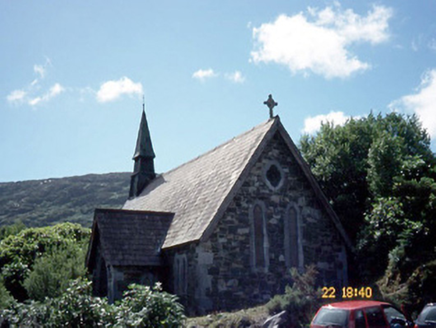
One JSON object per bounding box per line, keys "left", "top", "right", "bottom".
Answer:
{"left": 0, "top": 277, "right": 13, "bottom": 309}
{"left": 362, "top": 158, "right": 436, "bottom": 275}
{"left": 375, "top": 163, "right": 436, "bottom": 311}
{"left": 23, "top": 242, "right": 87, "bottom": 301}
{"left": 300, "top": 112, "right": 436, "bottom": 304}
{"left": 0, "top": 221, "right": 26, "bottom": 241}
{"left": 0, "top": 223, "right": 90, "bottom": 301}
{"left": 300, "top": 112, "right": 432, "bottom": 241}
{"left": 300, "top": 117, "right": 374, "bottom": 240}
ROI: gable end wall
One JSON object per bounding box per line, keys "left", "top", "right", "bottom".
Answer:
{"left": 188, "top": 132, "right": 348, "bottom": 312}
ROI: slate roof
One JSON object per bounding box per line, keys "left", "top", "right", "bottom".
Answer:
{"left": 124, "top": 118, "right": 276, "bottom": 248}
{"left": 123, "top": 116, "right": 352, "bottom": 250}
{"left": 86, "top": 208, "right": 173, "bottom": 268}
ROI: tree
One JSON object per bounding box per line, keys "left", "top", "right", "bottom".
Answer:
{"left": 0, "top": 221, "right": 26, "bottom": 241}
{"left": 300, "top": 112, "right": 433, "bottom": 241}
{"left": 0, "top": 223, "right": 90, "bottom": 301}
{"left": 23, "top": 242, "right": 87, "bottom": 301}
{"left": 300, "top": 115, "right": 376, "bottom": 241}
{"left": 299, "top": 112, "right": 435, "bottom": 282}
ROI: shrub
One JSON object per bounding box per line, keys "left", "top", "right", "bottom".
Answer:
{"left": 1, "top": 279, "right": 186, "bottom": 327}
{"left": 2, "top": 279, "right": 114, "bottom": 327}
{"left": 2, "top": 300, "right": 52, "bottom": 327}
{"left": 116, "top": 282, "right": 186, "bottom": 327}
{"left": 49, "top": 278, "right": 115, "bottom": 327}
{"left": 266, "top": 265, "right": 320, "bottom": 328}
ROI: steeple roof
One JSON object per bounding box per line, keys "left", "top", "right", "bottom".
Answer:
{"left": 133, "top": 110, "right": 155, "bottom": 159}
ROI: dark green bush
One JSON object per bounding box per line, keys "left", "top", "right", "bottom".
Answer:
{"left": 0, "top": 222, "right": 90, "bottom": 301}
{"left": 0, "top": 278, "right": 13, "bottom": 310}
{"left": 23, "top": 242, "right": 87, "bottom": 301}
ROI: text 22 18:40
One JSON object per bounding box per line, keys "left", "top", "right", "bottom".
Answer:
{"left": 321, "top": 287, "right": 373, "bottom": 299}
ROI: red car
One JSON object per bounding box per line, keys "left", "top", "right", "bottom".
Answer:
{"left": 311, "top": 300, "right": 413, "bottom": 328}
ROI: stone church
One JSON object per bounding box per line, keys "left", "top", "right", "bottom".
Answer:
{"left": 86, "top": 97, "right": 351, "bottom": 314}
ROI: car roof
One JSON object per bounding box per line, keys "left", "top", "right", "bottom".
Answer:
{"left": 322, "top": 300, "right": 391, "bottom": 310}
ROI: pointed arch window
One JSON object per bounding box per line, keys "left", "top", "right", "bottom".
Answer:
{"left": 250, "top": 201, "right": 269, "bottom": 271}
{"left": 174, "top": 254, "right": 187, "bottom": 295}
{"left": 284, "top": 205, "right": 303, "bottom": 270}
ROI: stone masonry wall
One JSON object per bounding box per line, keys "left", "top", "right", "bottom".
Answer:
{"left": 107, "top": 265, "right": 159, "bottom": 303}
{"left": 163, "top": 243, "right": 201, "bottom": 315}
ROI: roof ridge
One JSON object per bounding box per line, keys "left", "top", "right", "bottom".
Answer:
{"left": 162, "top": 117, "right": 278, "bottom": 176}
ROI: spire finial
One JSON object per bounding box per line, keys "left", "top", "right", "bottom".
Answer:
{"left": 264, "top": 94, "right": 278, "bottom": 119}
{"left": 142, "top": 95, "right": 145, "bottom": 112}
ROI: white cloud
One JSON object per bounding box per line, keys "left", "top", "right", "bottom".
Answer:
{"left": 33, "top": 64, "right": 45, "bottom": 78}
{"left": 389, "top": 69, "right": 436, "bottom": 139}
{"left": 96, "top": 77, "right": 143, "bottom": 103}
{"left": 225, "top": 71, "right": 245, "bottom": 83}
{"left": 303, "top": 111, "right": 350, "bottom": 134}
{"left": 251, "top": 4, "right": 392, "bottom": 79}
{"left": 192, "top": 69, "right": 218, "bottom": 82}
{"left": 6, "top": 90, "right": 27, "bottom": 104}
{"left": 6, "top": 58, "right": 64, "bottom": 107}
{"left": 193, "top": 68, "right": 246, "bottom": 83}
{"left": 28, "top": 83, "right": 65, "bottom": 106}
{"left": 28, "top": 97, "right": 42, "bottom": 106}
{"left": 48, "top": 83, "right": 64, "bottom": 97}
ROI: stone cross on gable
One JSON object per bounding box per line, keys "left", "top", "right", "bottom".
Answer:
{"left": 264, "top": 94, "right": 278, "bottom": 119}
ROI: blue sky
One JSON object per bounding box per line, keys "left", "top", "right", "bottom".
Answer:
{"left": 1, "top": 1, "right": 436, "bottom": 182}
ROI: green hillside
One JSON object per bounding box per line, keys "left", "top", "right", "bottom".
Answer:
{"left": 0, "top": 172, "right": 131, "bottom": 228}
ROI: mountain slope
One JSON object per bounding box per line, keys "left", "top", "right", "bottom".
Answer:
{"left": 0, "top": 173, "right": 131, "bottom": 227}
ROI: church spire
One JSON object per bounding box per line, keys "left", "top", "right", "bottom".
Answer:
{"left": 129, "top": 106, "right": 156, "bottom": 198}
{"left": 133, "top": 109, "right": 155, "bottom": 159}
